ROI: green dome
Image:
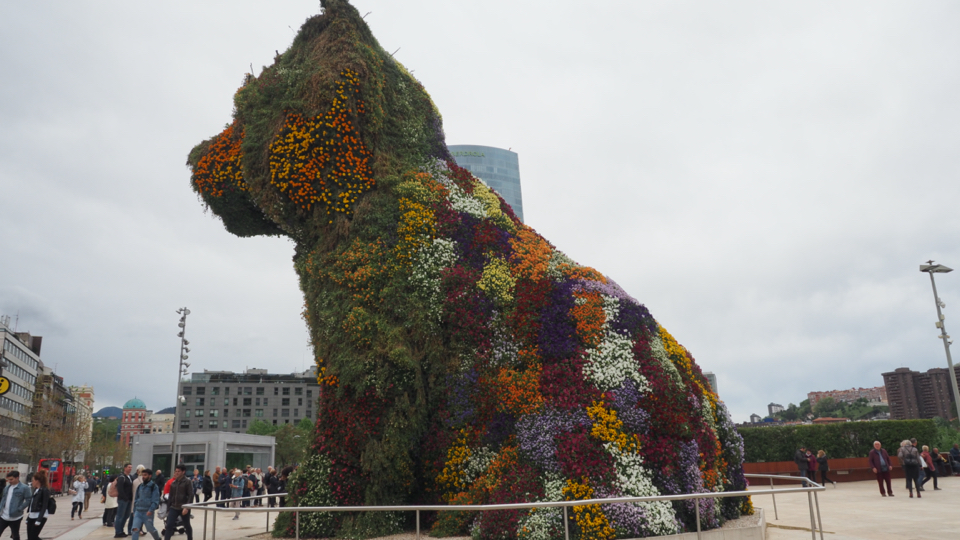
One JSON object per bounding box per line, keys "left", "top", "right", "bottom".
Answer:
{"left": 123, "top": 398, "right": 146, "bottom": 410}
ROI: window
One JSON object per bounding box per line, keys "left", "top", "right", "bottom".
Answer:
{"left": 255, "top": 409, "right": 263, "bottom": 417}
{"left": 294, "top": 409, "right": 299, "bottom": 417}
{"left": 196, "top": 387, "right": 205, "bottom": 395}
{"left": 307, "top": 390, "right": 313, "bottom": 398}
{"left": 236, "top": 409, "right": 241, "bottom": 417}
{"left": 281, "top": 409, "right": 289, "bottom": 417}
{"left": 242, "top": 409, "right": 251, "bottom": 417}
{"left": 233, "top": 398, "right": 238, "bottom": 406}
{"left": 183, "top": 386, "right": 192, "bottom": 395}
{"left": 244, "top": 387, "right": 252, "bottom": 395}
{"left": 298, "top": 398, "right": 302, "bottom": 406}
{"left": 180, "top": 421, "right": 190, "bottom": 429}
{"left": 274, "top": 388, "right": 278, "bottom": 395}
{"left": 295, "top": 387, "right": 303, "bottom": 395}
{"left": 243, "top": 398, "right": 252, "bottom": 406}
{"left": 255, "top": 398, "right": 260, "bottom": 406}
{"left": 211, "top": 387, "right": 220, "bottom": 396}
{"left": 242, "top": 420, "right": 248, "bottom": 428}
{"left": 224, "top": 387, "right": 230, "bottom": 395}
{"left": 263, "top": 398, "right": 268, "bottom": 406}
{"left": 223, "top": 409, "right": 229, "bottom": 417}
{"left": 196, "top": 398, "right": 204, "bottom": 406}
{"left": 185, "top": 410, "right": 191, "bottom": 418}
{"left": 282, "top": 387, "right": 290, "bottom": 395}
{"left": 281, "top": 398, "right": 290, "bottom": 406}
{"left": 232, "top": 420, "right": 241, "bottom": 429}
{"left": 209, "top": 420, "right": 218, "bottom": 428}
{"left": 284, "top": 419, "right": 289, "bottom": 424}
{"left": 256, "top": 387, "right": 264, "bottom": 395}
{"left": 196, "top": 410, "right": 204, "bottom": 417}
{"left": 210, "top": 409, "right": 219, "bottom": 418}
{"left": 224, "top": 398, "right": 230, "bottom": 406}
{"left": 273, "top": 409, "right": 278, "bottom": 417}
{"left": 272, "top": 420, "right": 277, "bottom": 425}
{"left": 223, "top": 420, "right": 229, "bottom": 429}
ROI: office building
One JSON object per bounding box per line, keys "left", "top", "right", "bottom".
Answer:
{"left": 767, "top": 403, "right": 784, "bottom": 416}
{"left": 807, "top": 386, "right": 887, "bottom": 408}
{"left": 703, "top": 372, "right": 718, "bottom": 395}
{"left": 882, "top": 366, "right": 960, "bottom": 420}
{"left": 449, "top": 145, "right": 525, "bottom": 222}
{"left": 177, "top": 368, "right": 319, "bottom": 433}
{"left": 0, "top": 316, "right": 41, "bottom": 461}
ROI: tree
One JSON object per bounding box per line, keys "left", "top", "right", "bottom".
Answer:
{"left": 248, "top": 419, "right": 313, "bottom": 467}
{"left": 814, "top": 397, "right": 839, "bottom": 417}
{"left": 247, "top": 420, "right": 278, "bottom": 436}
{"left": 781, "top": 404, "right": 799, "bottom": 421}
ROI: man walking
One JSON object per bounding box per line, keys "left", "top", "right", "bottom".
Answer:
{"left": 115, "top": 463, "right": 135, "bottom": 538}
{"left": 164, "top": 465, "right": 194, "bottom": 540}
{"left": 911, "top": 438, "right": 925, "bottom": 491}
{"left": 85, "top": 475, "right": 99, "bottom": 512}
{"left": 0, "top": 471, "right": 33, "bottom": 540}
{"left": 131, "top": 469, "right": 161, "bottom": 540}
{"left": 793, "top": 446, "right": 809, "bottom": 485}
{"left": 868, "top": 441, "right": 894, "bottom": 497}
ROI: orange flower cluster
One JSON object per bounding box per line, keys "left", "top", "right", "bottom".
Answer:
{"left": 571, "top": 290, "right": 605, "bottom": 349}
{"left": 268, "top": 69, "right": 374, "bottom": 217}
{"left": 316, "top": 358, "right": 338, "bottom": 387}
{"left": 508, "top": 227, "right": 553, "bottom": 281}
{"left": 192, "top": 122, "right": 245, "bottom": 197}
{"left": 493, "top": 367, "right": 544, "bottom": 416}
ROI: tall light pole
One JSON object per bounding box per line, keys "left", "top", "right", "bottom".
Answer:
{"left": 172, "top": 307, "right": 192, "bottom": 468}
{"left": 920, "top": 262, "right": 960, "bottom": 424}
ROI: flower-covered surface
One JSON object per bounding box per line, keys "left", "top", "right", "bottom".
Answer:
{"left": 186, "top": 1, "right": 749, "bottom": 539}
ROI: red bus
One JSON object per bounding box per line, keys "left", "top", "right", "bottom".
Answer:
{"left": 38, "top": 458, "right": 63, "bottom": 493}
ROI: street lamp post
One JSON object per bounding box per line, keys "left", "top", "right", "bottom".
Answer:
{"left": 920, "top": 262, "right": 960, "bottom": 424}
{"left": 172, "top": 307, "right": 192, "bottom": 468}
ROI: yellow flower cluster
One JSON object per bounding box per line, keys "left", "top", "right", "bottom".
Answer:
{"left": 659, "top": 326, "right": 718, "bottom": 410}
{"left": 395, "top": 196, "right": 437, "bottom": 264}
{"left": 267, "top": 69, "right": 374, "bottom": 218}
{"left": 436, "top": 430, "right": 472, "bottom": 499}
{"left": 315, "top": 358, "right": 338, "bottom": 387}
{"left": 562, "top": 479, "right": 615, "bottom": 540}
{"left": 740, "top": 495, "right": 755, "bottom": 515}
{"left": 478, "top": 256, "right": 516, "bottom": 303}
{"left": 586, "top": 401, "right": 640, "bottom": 453}
{"left": 471, "top": 181, "right": 516, "bottom": 232}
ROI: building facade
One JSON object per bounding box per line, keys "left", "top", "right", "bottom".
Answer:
{"left": 147, "top": 413, "right": 174, "bottom": 434}
{"left": 131, "top": 431, "right": 275, "bottom": 477}
{"left": 0, "top": 317, "right": 41, "bottom": 461}
{"left": 449, "top": 145, "right": 525, "bottom": 222}
{"left": 177, "top": 368, "right": 319, "bottom": 434}
{"left": 883, "top": 366, "right": 960, "bottom": 420}
{"left": 807, "top": 386, "right": 887, "bottom": 408}
{"left": 767, "top": 403, "right": 784, "bottom": 416}
{"left": 120, "top": 398, "right": 150, "bottom": 446}
{"left": 68, "top": 385, "right": 95, "bottom": 450}
{"left": 703, "top": 372, "right": 718, "bottom": 395}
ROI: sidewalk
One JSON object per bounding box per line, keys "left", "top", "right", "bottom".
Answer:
{"left": 751, "top": 473, "right": 960, "bottom": 540}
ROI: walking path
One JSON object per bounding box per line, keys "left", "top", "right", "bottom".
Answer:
{"left": 752, "top": 473, "right": 960, "bottom": 540}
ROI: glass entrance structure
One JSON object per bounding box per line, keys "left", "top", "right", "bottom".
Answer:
{"left": 449, "top": 145, "right": 524, "bottom": 222}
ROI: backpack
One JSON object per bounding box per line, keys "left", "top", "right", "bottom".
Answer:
{"left": 108, "top": 480, "right": 118, "bottom": 498}
{"left": 46, "top": 495, "right": 56, "bottom": 515}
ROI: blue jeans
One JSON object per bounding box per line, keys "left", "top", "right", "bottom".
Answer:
{"left": 115, "top": 500, "right": 132, "bottom": 536}
{"left": 131, "top": 511, "right": 160, "bottom": 540}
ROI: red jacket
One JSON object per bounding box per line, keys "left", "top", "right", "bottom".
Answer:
{"left": 868, "top": 448, "right": 892, "bottom": 471}
{"left": 807, "top": 453, "right": 817, "bottom": 472}
{"left": 921, "top": 451, "right": 935, "bottom": 470}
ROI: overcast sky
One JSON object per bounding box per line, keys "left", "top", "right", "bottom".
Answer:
{"left": 2, "top": 1, "right": 960, "bottom": 422}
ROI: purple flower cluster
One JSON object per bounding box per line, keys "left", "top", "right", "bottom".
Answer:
{"left": 572, "top": 279, "right": 657, "bottom": 336}
{"left": 446, "top": 369, "right": 479, "bottom": 427}
{"left": 484, "top": 412, "right": 516, "bottom": 448}
{"left": 538, "top": 280, "right": 578, "bottom": 360}
{"left": 516, "top": 407, "right": 590, "bottom": 473}
{"left": 595, "top": 485, "right": 651, "bottom": 538}
{"left": 609, "top": 380, "right": 650, "bottom": 434}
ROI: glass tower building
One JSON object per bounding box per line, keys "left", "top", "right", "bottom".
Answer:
{"left": 449, "top": 145, "right": 524, "bottom": 222}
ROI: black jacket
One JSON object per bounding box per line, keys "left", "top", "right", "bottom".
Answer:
{"left": 202, "top": 476, "right": 213, "bottom": 495}
{"left": 816, "top": 455, "right": 829, "bottom": 471}
{"left": 116, "top": 473, "right": 134, "bottom": 502}
{"left": 29, "top": 487, "right": 49, "bottom": 516}
{"left": 794, "top": 449, "right": 808, "bottom": 471}
{"left": 168, "top": 476, "right": 194, "bottom": 511}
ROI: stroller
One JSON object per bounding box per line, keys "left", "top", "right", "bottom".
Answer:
{"left": 157, "top": 494, "right": 193, "bottom": 536}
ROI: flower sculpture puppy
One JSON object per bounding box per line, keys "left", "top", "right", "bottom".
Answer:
{"left": 187, "top": 1, "right": 749, "bottom": 538}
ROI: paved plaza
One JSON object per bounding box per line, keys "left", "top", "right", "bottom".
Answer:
{"left": 752, "top": 474, "right": 960, "bottom": 540}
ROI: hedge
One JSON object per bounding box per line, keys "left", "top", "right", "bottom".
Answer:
{"left": 739, "top": 420, "right": 937, "bottom": 462}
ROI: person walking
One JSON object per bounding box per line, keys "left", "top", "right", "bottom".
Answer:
{"left": 102, "top": 475, "right": 118, "bottom": 527}
{"left": 230, "top": 470, "right": 244, "bottom": 520}
{"left": 131, "top": 469, "right": 161, "bottom": 540}
{"left": 211, "top": 468, "right": 221, "bottom": 502}
{"left": 816, "top": 450, "right": 835, "bottom": 487}
{"left": 163, "top": 465, "right": 194, "bottom": 540}
{"left": 794, "top": 446, "right": 809, "bottom": 485}
{"left": 115, "top": 463, "right": 135, "bottom": 538}
{"left": 191, "top": 470, "right": 202, "bottom": 504}
{"left": 265, "top": 467, "right": 279, "bottom": 508}
{"left": 868, "top": 441, "right": 894, "bottom": 497}
{"left": 201, "top": 472, "right": 213, "bottom": 503}
{"left": 70, "top": 474, "right": 86, "bottom": 520}
{"left": 920, "top": 445, "right": 940, "bottom": 491}
{"left": 0, "top": 471, "right": 34, "bottom": 540}
{"left": 897, "top": 439, "right": 922, "bottom": 498}
{"left": 910, "top": 438, "right": 925, "bottom": 491}
{"left": 805, "top": 450, "right": 817, "bottom": 483}
{"left": 25, "top": 470, "right": 50, "bottom": 540}
{"left": 85, "top": 475, "right": 99, "bottom": 512}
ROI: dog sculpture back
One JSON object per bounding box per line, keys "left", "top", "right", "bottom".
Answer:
{"left": 187, "top": 2, "right": 749, "bottom": 538}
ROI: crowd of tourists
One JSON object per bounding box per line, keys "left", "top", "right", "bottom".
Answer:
{"left": 794, "top": 439, "right": 960, "bottom": 498}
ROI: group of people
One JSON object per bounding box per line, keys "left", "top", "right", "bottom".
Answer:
{"left": 868, "top": 439, "right": 955, "bottom": 498}
{"left": 0, "top": 470, "right": 58, "bottom": 540}
{"left": 792, "top": 446, "right": 837, "bottom": 487}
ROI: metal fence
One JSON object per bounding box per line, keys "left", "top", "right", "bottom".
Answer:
{"left": 185, "top": 474, "right": 824, "bottom": 540}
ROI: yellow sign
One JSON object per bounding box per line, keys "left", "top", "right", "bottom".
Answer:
{"left": 0, "top": 378, "right": 9, "bottom": 396}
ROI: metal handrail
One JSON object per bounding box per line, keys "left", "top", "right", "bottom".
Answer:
{"left": 186, "top": 474, "right": 825, "bottom": 540}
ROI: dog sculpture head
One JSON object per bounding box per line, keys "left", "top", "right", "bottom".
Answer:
{"left": 188, "top": 2, "right": 748, "bottom": 537}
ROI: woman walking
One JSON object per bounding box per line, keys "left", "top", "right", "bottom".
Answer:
{"left": 897, "top": 439, "right": 922, "bottom": 498}
{"left": 212, "top": 467, "right": 221, "bottom": 502}
{"left": 920, "top": 445, "right": 940, "bottom": 491}
{"left": 71, "top": 474, "right": 86, "bottom": 519}
{"left": 102, "top": 474, "right": 118, "bottom": 526}
{"left": 816, "top": 450, "right": 836, "bottom": 487}
{"left": 26, "top": 470, "right": 50, "bottom": 540}
{"left": 806, "top": 450, "right": 818, "bottom": 482}
{"left": 202, "top": 471, "right": 213, "bottom": 502}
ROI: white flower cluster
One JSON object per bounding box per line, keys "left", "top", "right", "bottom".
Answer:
{"left": 648, "top": 333, "right": 684, "bottom": 387}
{"left": 517, "top": 473, "right": 566, "bottom": 540}
{"left": 463, "top": 446, "right": 496, "bottom": 484}
{"left": 582, "top": 295, "right": 651, "bottom": 392}
{"left": 411, "top": 238, "right": 457, "bottom": 320}
{"left": 608, "top": 447, "right": 679, "bottom": 536}
{"left": 545, "top": 251, "right": 576, "bottom": 281}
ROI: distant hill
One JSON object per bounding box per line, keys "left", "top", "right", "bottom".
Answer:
{"left": 156, "top": 407, "right": 175, "bottom": 414}
{"left": 93, "top": 406, "right": 121, "bottom": 418}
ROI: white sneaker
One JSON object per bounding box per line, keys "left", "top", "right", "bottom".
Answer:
{"left": 233, "top": 514, "right": 239, "bottom": 520}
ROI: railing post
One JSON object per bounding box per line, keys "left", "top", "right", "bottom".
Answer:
{"left": 296, "top": 510, "right": 300, "bottom": 540}
{"left": 806, "top": 491, "right": 816, "bottom": 540}
{"left": 813, "top": 490, "right": 824, "bottom": 540}
{"left": 203, "top": 508, "right": 208, "bottom": 540}
{"left": 563, "top": 505, "right": 569, "bottom": 540}
{"left": 770, "top": 477, "right": 778, "bottom": 520}
{"left": 212, "top": 508, "right": 217, "bottom": 540}
{"left": 694, "top": 498, "right": 702, "bottom": 540}
{"left": 266, "top": 509, "right": 270, "bottom": 533}
{"left": 416, "top": 509, "right": 420, "bottom": 540}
